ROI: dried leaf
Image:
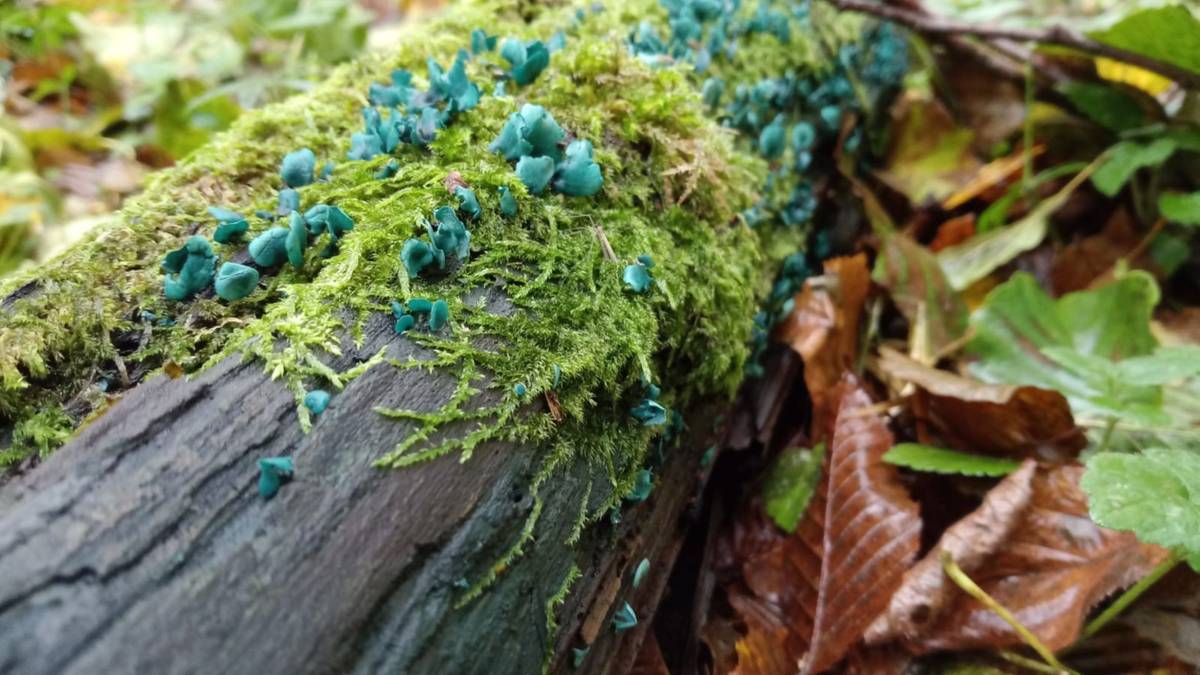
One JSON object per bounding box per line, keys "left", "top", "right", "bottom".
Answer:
{"left": 777, "top": 254, "right": 870, "bottom": 422}
{"left": 872, "top": 233, "right": 967, "bottom": 362}
{"left": 875, "top": 93, "right": 981, "bottom": 205}
{"left": 941, "top": 147, "right": 1044, "bottom": 211}
{"left": 929, "top": 213, "right": 976, "bottom": 252}
{"left": 721, "top": 377, "right": 919, "bottom": 675}
{"left": 1067, "top": 621, "right": 1195, "bottom": 674}
{"left": 630, "top": 633, "right": 671, "bottom": 675}
{"left": 877, "top": 347, "right": 1086, "bottom": 462}
{"left": 866, "top": 460, "right": 1037, "bottom": 644}
{"left": 909, "top": 465, "right": 1171, "bottom": 654}
{"left": 802, "top": 377, "right": 921, "bottom": 674}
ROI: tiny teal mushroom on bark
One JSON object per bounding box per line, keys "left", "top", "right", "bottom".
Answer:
{"left": 516, "top": 155, "right": 555, "bottom": 194}
{"left": 249, "top": 227, "right": 290, "bottom": 267}
{"left": 701, "top": 76, "right": 724, "bottom": 108}
{"left": 408, "top": 297, "right": 433, "bottom": 314}
{"left": 498, "top": 186, "right": 518, "bottom": 217}
{"left": 758, "top": 114, "right": 786, "bottom": 159}
{"left": 208, "top": 206, "right": 249, "bottom": 244}
{"left": 374, "top": 158, "right": 400, "bottom": 179}
{"left": 632, "top": 558, "right": 649, "bottom": 588}
{"left": 430, "top": 206, "right": 471, "bottom": 259}
{"left": 513, "top": 383, "right": 527, "bottom": 397}
{"left": 571, "top": 647, "right": 588, "bottom": 669}
{"left": 214, "top": 262, "right": 259, "bottom": 301}
{"left": 394, "top": 314, "right": 415, "bottom": 333}
{"left": 553, "top": 140, "right": 603, "bottom": 197}
{"left": 626, "top": 469, "right": 653, "bottom": 502}
{"left": 429, "top": 299, "right": 450, "bottom": 331}
{"left": 611, "top": 602, "right": 637, "bottom": 632}
{"left": 162, "top": 235, "right": 216, "bottom": 301}
{"left": 454, "top": 186, "right": 481, "bottom": 220}
{"left": 500, "top": 38, "right": 550, "bottom": 86}
{"left": 400, "top": 239, "right": 444, "bottom": 277}
{"left": 280, "top": 148, "right": 316, "bottom": 188}
{"left": 285, "top": 211, "right": 309, "bottom": 268}
{"left": 470, "top": 28, "right": 497, "bottom": 54}
{"left": 304, "top": 389, "right": 331, "bottom": 414}
{"left": 258, "top": 456, "right": 294, "bottom": 500}
{"left": 623, "top": 258, "right": 653, "bottom": 293}
{"left": 277, "top": 188, "right": 300, "bottom": 216}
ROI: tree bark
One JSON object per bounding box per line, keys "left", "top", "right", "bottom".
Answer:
{"left": 0, "top": 289, "right": 719, "bottom": 674}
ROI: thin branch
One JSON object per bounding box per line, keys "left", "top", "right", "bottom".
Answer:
{"left": 828, "top": 0, "right": 1200, "bottom": 90}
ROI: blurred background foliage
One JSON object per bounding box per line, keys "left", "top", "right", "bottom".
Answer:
{"left": 0, "top": 0, "right": 442, "bottom": 277}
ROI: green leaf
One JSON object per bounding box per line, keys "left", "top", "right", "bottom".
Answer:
{"left": 1116, "top": 346, "right": 1200, "bottom": 385}
{"left": 763, "top": 445, "right": 824, "bottom": 533}
{"left": 966, "top": 271, "right": 1172, "bottom": 425}
{"left": 1150, "top": 231, "right": 1190, "bottom": 274}
{"left": 937, "top": 183, "right": 1072, "bottom": 290}
{"left": 1059, "top": 81, "right": 1147, "bottom": 132}
{"left": 1082, "top": 447, "right": 1200, "bottom": 569}
{"left": 1091, "top": 137, "right": 1177, "bottom": 197}
{"left": 1159, "top": 190, "right": 1200, "bottom": 226}
{"left": 1089, "top": 6, "right": 1200, "bottom": 78}
{"left": 883, "top": 443, "right": 1021, "bottom": 477}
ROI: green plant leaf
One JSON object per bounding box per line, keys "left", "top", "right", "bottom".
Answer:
{"left": 883, "top": 443, "right": 1020, "bottom": 477}
{"left": 1089, "top": 6, "right": 1200, "bottom": 78}
{"left": 937, "top": 183, "right": 1072, "bottom": 290}
{"left": 966, "top": 271, "right": 1174, "bottom": 426}
{"left": 762, "top": 445, "right": 824, "bottom": 533}
{"left": 1082, "top": 446, "right": 1200, "bottom": 570}
{"left": 1159, "top": 190, "right": 1200, "bottom": 226}
{"left": 1091, "top": 137, "right": 1177, "bottom": 197}
{"left": 1059, "top": 81, "right": 1147, "bottom": 132}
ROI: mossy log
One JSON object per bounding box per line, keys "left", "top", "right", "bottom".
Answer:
{"left": 0, "top": 0, "right": 878, "bottom": 672}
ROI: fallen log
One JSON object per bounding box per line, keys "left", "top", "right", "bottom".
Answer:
{"left": 0, "top": 0, "right": 890, "bottom": 672}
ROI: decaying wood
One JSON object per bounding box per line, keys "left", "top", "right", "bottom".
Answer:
{"left": 0, "top": 289, "right": 717, "bottom": 675}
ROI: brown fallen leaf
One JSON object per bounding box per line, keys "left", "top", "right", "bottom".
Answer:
{"left": 718, "top": 377, "right": 919, "bottom": 675}
{"left": 1066, "top": 621, "right": 1196, "bottom": 674}
{"left": 1050, "top": 209, "right": 1151, "bottom": 295}
{"left": 1121, "top": 565, "right": 1200, "bottom": 668}
{"left": 941, "top": 146, "right": 1045, "bottom": 211}
{"left": 909, "top": 465, "right": 1171, "bottom": 654}
{"left": 802, "top": 376, "right": 921, "bottom": 674}
{"left": 876, "top": 348, "right": 1086, "bottom": 461}
{"left": 872, "top": 234, "right": 967, "bottom": 362}
{"left": 929, "top": 213, "right": 976, "bottom": 252}
{"left": 866, "top": 460, "right": 1037, "bottom": 644}
{"left": 776, "top": 254, "right": 870, "bottom": 427}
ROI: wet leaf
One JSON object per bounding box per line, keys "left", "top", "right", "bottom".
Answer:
{"left": 883, "top": 444, "right": 1021, "bottom": 478}
{"left": 802, "top": 377, "right": 921, "bottom": 673}
{"left": 721, "top": 377, "right": 919, "bottom": 675}
{"left": 763, "top": 445, "right": 825, "bottom": 533}
{"left": 966, "top": 271, "right": 1173, "bottom": 426}
{"left": 876, "top": 347, "right": 1086, "bottom": 462}
{"left": 776, "top": 254, "right": 870, "bottom": 422}
{"left": 1083, "top": 446, "right": 1200, "bottom": 569}
{"left": 909, "top": 465, "right": 1170, "bottom": 654}
{"left": 1159, "top": 190, "right": 1200, "bottom": 226}
{"left": 1060, "top": 81, "right": 1149, "bottom": 133}
{"left": 867, "top": 460, "right": 1036, "bottom": 643}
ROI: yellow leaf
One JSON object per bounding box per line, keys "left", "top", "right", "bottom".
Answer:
{"left": 1096, "top": 57, "right": 1172, "bottom": 96}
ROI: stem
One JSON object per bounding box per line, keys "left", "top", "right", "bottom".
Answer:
{"left": 942, "top": 552, "right": 1077, "bottom": 675}
{"left": 1082, "top": 551, "right": 1184, "bottom": 639}
{"left": 827, "top": 0, "right": 1200, "bottom": 90}
{"left": 1094, "top": 417, "right": 1118, "bottom": 455}
{"left": 1023, "top": 59, "right": 1035, "bottom": 197}
{"left": 1000, "top": 650, "right": 1067, "bottom": 675}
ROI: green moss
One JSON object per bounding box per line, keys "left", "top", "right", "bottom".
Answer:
{"left": 0, "top": 0, "right": 866, "bottom": 656}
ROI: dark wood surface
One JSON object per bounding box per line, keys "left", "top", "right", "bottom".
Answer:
{"left": 0, "top": 288, "right": 716, "bottom": 675}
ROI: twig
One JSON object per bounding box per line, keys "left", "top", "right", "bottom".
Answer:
{"left": 1082, "top": 551, "right": 1184, "bottom": 639}
{"left": 828, "top": 0, "right": 1200, "bottom": 90}
{"left": 592, "top": 225, "right": 618, "bottom": 262}
{"left": 942, "top": 551, "right": 1077, "bottom": 675}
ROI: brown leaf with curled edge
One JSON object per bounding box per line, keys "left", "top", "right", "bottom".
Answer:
{"left": 1066, "top": 621, "right": 1195, "bottom": 674}
{"left": 630, "top": 633, "right": 671, "bottom": 675}
{"left": 866, "top": 460, "right": 1037, "bottom": 644}
{"left": 909, "top": 465, "right": 1172, "bottom": 654}
{"left": 719, "top": 377, "right": 919, "bottom": 675}
{"left": 801, "top": 376, "right": 921, "bottom": 674}
{"left": 776, "top": 254, "right": 870, "bottom": 426}
{"left": 876, "top": 348, "right": 1086, "bottom": 461}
